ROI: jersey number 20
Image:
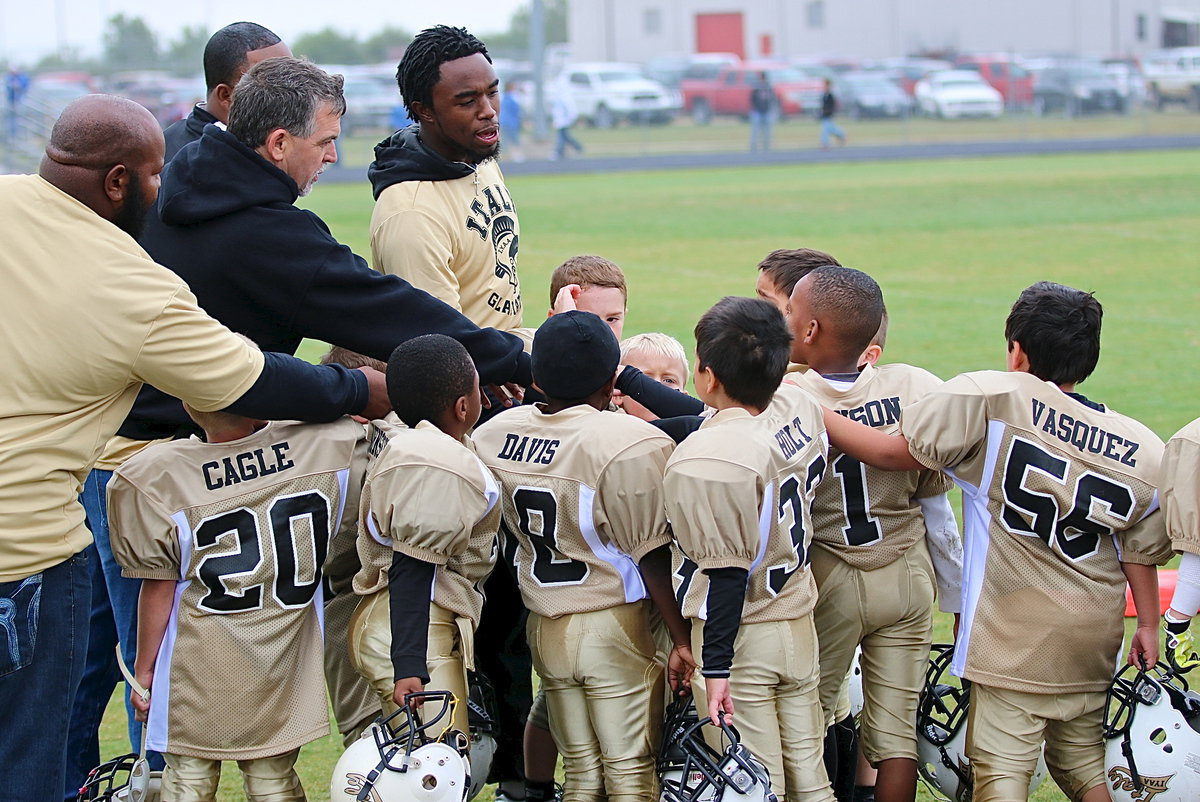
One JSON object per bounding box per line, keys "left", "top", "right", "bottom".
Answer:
{"left": 193, "top": 491, "right": 331, "bottom": 613}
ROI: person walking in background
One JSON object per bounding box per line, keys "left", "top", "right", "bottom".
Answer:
{"left": 749, "top": 71, "right": 775, "bottom": 153}
{"left": 500, "top": 80, "right": 525, "bottom": 162}
{"left": 5, "top": 65, "right": 29, "bottom": 140}
{"left": 820, "top": 78, "right": 847, "bottom": 150}
{"left": 552, "top": 88, "right": 583, "bottom": 160}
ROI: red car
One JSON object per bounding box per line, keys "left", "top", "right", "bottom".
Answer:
{"left": 955, "top": 56, "right": 1034, "bottom": 109}
{"left": 681, "top": 62, "right": 824, "bottom": 122}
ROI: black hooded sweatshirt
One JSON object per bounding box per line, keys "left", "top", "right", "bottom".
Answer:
{"left": 121, "top": 125, "right": 530, "bottom": 441}
{"left": 367, "top": 125, "right": 476, "bottom": 198}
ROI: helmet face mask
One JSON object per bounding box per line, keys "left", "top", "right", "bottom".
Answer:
{"left": 331, "top": 690, "right": 472, "bottom": 802}
{"left": 76, "top": 752, "right": 161, "bottom": 802}
{"left": 657, "top": 692, "right": 779, "bottom": 802}
{"left": 1104, "top": 662, "right": 1200, "bottom": 802}
{"left": 916, "top": 643, "right": 1047, "bottom": 802}
{"left": 466, "top": 672, "right": 499, "bottom": 800}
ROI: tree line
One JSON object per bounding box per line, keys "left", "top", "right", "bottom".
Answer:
{"left": 14, "top": 1, "right": 566, "bottom": 77}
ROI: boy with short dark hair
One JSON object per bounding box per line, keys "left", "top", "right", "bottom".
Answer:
{"left": 349, "top": 334, "right": 499, "bottom": 742}
{"left": 473, "top": 311, "right": 694, "bottom": 802}
{"left": 665, "top": 296, "right": 835, "bottom": 802}
{"left": 109, "top": 396, "right": 367, "bottom": 801}
{"left": 825, "top": 281, "right": 1173, "bottom": 802}
{"left": 786, "top": 266, "right": 960, "bottom": 802}
{"left": 755, "top": 247, "right": 842, "bottom": 312}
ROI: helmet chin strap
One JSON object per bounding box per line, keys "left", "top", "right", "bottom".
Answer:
{"left": 114, "top": 644, "right": 153, "bottom": 802}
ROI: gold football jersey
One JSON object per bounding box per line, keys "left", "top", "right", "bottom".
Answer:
{"left": 789, "top": 363, "right": 953, "bottom": 571}
{"left": 1162, "top": 417, "right": 1200, "bottom": 558}
{"left": 903, "top": 371, "right": 1173, "bottom": 693}
{"left": 354, "top": 420, "right": 501, "bottom": 626}
{"left": 666, "top": 383, "right": 829, "bottom": 625}
{"left": 107, "top": 418, "right": 366, "bottom": 759}
{"left": 473, "top": 404, "right": 674, "bottom": 618}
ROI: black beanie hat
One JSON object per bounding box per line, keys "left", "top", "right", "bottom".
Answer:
{"left": 532, "top": 311, "right": 620, "bottom": 400}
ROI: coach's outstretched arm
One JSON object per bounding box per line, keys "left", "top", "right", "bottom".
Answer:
{"left": 822, "top": 406, "right": 923, "bottom": 471}
{"left": 129, "top": 293, "right": 390, "bottom": 424}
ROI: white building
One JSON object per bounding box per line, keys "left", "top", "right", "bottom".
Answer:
{"left": 567, "top": 0, "right": 1200, "bottom": 63}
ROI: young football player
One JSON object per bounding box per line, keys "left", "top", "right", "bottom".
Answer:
{"left": 319, "top": 347, "right": 387, "bottom": 746}
{"left": 548, "top": 254, "right": 628, "bottom": 339}
{"left": 614, "top": 332, "right": 690, "bottom": 422}
{"left": 754, "top": 247, "right": 842, "bottom": 311}
{"left": 665, "top": 296, "right": 836, "bottom": 802}
{"left": 1158, "top": 422, "right": 1200, "bottom": 671}
{"left": 785, "top": 266, "right": 961, "bottom": 802}
{"left": 473, "top": 310, "right": 695, "bottom": 802}
{"left": 348, "top": 334, "right": 500, "bottom": 743}
{"left": 824, "top": 281, "right": 1174, "bottom": 802}
{"left": 109, "top": 391, "right": 367, "bottom": 801}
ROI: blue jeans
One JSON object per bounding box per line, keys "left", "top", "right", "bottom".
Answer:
{"left": 555, "top": 126, "right": 583, "bottom": 159}
{"left": 65, "top": 469, "right": 162, "bottom": 800}
{"left": 749, "top": 109, "right": 773, "bottom": 152}
{"left": 820, "top": 117, "right": 846, "bottom": 148}
{"left": 0, "top": 547, "right": 91, "bottom": 802}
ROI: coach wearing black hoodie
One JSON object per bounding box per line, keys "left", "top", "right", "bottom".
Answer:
{"left": 133, "top": 56, "right": 530, "bottom": 444}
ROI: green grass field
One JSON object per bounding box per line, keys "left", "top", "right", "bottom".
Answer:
{"left": 100, "top": 149, "right": 1200, "bottom": 801}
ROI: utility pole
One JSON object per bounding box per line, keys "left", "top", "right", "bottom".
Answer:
{"left": 531, "top": 0, "right": 548, "bottom": 140}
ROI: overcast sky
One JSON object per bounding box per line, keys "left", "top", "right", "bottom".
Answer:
{"left": 0, "top": 0, "right": 529, "bottom": 65}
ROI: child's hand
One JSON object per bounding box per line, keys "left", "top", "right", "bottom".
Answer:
{"left": 1129, "top": 625, "right": 1159, "bottom": 669}
{"left": 705, "top": 677, "right": 734, "bottom": 725}
{"left": 668, "top": 644, "right": 696, "bottom": 692}
{"left": 130, "top": 671, "right": 152, "bottom": 723}
{"left": 551, "top": 284, "right": 582, "bottom": 315}
{"left": 393, "top": 677, "right": 425, "bottom": 709}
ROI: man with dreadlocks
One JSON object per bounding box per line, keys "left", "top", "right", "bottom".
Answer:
{"left": 368, "top": 26, "right": 536, "bottom": 802}
{"left": 369, "top": 25, "right": 523, "bottom": 336}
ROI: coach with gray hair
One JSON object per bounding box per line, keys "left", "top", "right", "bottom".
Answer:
{"left": 132, "top": 56, "right": 530, "bottom": 437}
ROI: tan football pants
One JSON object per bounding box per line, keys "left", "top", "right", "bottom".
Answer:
{"left": 528, "top": 600, "right": 664, "bottom": 802}
{"left": 810, "top": 541, "right": 935, "bottom": 763}
{"left": 967, "top": 682, "right": 1108, "bottom": 802}
{"left": 161, "top": 751, "right": 302, "bottom": 802}
{"left": 691, "top": 614, "right": 836, "bottom": 802}
{"left": 324, "top": 587, "right": 383, "bottom": 746}
{"left": 347, "top": 589, "right": 472, "bottom": 737}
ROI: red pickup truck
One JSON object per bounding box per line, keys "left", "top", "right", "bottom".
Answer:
{"left": 681, "top": 62, "right": 825, "bottom": 123}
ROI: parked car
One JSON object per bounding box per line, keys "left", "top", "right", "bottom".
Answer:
{"left": 681, "top": 62, "right": 824, "bottom": 123}
{"left": 1031, "top": 65, "right": 1126, "bottom": 116}
{"left": 877, "top": 58, "right": 954, "bottom": 97}
{"left": 556, "top": 62, "right": 679, "bottom": 127}
{"left": 1101, "top": 59, "right": 1148, "bottom": 108}
{"left": 955, "top": 56, "right": 1034, "bottom": 109}
{"left": 645, "top": 52, "right": 739, "bottom": 89}
{"left": 835, "top": 72, "right": 911, "bottom": 118}
{"left": 1142, "top": 48, "right": 1200, "bottom": 110}
{"left": 914, "top": 71, "right": 1004, "bottom": 118}
{"left": 340, "top": 76, "right": 400, "bottom": 135}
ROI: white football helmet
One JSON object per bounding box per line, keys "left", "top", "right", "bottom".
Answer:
{"left": 1103, "top": 662, "right": 1200, "bottom": 802}
{"left": 465, "top": 672, "right": 499, "bottom": 800}
{"left": 75, "top": 753, "right": 161, "bottom": 802}
{"left": 848, "top": 647, "right": 864, "bottom": 721}
{"left": 658, "top": 692, "right": 779, "bottom": 802}
{"left": 331, "top": 690, "right": 471, "bottom": 802}
{"left": 917, "top": 643, "right": 1047, "bottom": 802}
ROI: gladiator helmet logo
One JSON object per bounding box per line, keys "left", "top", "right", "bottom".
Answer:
{"left": 491, "top": 213, "right": 520, "bottom": 296}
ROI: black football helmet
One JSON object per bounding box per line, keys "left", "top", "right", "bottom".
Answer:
{"left": 657, "top": 691, "right": 779, "bottom": 802}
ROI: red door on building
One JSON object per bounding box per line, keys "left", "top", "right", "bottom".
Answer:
{"left": 696, "top": 12, "right": 745, "bottom": 59}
